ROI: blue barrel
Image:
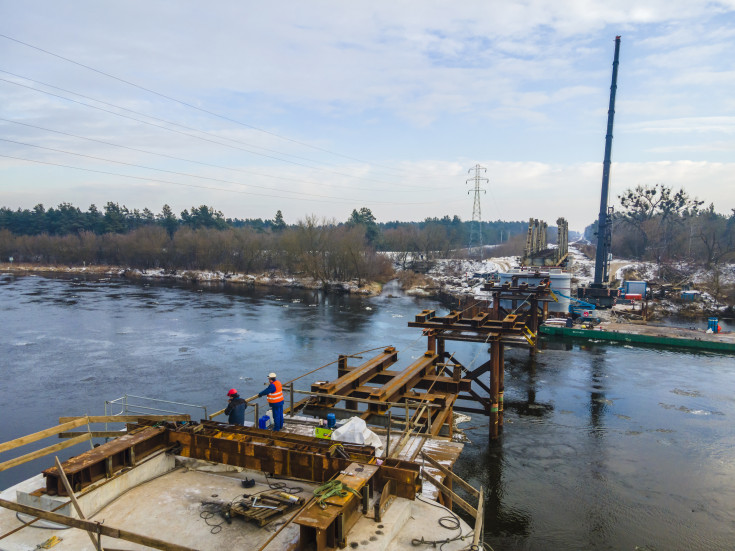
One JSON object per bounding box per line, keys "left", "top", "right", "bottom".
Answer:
{"left": 708, "top": 318, "right": 719, "bottom": 332}
{"left": 258, "top": 415, "right": 269, "bottom": 429}
{"left": 327, "top": 413, "right": 336, "bottom": 429}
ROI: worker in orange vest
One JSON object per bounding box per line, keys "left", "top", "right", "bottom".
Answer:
{"left": 258, "top": 372, "right": 284, "bottom": 431}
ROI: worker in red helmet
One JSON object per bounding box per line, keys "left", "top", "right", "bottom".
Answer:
{"left": 258, "top": 372, "right": 284, "bottom": 431}
{"left": 225, "top": 388, "right": 247, "bottom": 425}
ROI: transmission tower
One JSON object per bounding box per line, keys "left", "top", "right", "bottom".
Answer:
{"left": 466, "top": 164, "right": 488, "bottom": 259}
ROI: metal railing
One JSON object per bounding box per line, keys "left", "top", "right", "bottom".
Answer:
{"left": 105, "top": 395, "right": 208, "bottom": 422}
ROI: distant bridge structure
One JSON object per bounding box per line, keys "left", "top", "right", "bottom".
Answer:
{"left": 521, "top": 217, "right": 569, "bottom": 267}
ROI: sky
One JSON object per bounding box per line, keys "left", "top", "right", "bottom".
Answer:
{"left": 1, "top": 1, "right": 735, "bottom": 232}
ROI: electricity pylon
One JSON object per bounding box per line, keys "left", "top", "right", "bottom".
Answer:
{"left": 466, "top": 164, "right": 488, "bottom": 260}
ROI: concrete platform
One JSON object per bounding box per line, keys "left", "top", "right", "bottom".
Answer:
{"left": 0, "top": 459, "right": 474, "bottom": 551}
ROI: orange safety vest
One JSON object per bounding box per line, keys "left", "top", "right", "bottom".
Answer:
{"left": 267, "top": 380, "right": 284, "bottom": 403}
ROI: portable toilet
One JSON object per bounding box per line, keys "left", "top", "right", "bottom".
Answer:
{"left": 623, "top": 280, "right": 647, "bottom": 298}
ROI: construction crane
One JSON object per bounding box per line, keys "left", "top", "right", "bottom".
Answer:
{"left": 578, "top": 36, "right": 622, "bottom": 308}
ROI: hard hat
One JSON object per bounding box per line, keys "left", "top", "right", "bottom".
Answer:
{"left": 268, "top": 372, "right": 277, "bottom": 379}
{"left": 227, "top": 388, "right": 237, "bottom": 396}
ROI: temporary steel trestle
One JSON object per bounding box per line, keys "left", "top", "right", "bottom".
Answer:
{"left": 303, "top": 346, "right": 467, "bottom": 439}
{"left": 412, "top": 279, "right": 553, "bottom": 437}
{"left": 298, "top": 280, "right": 552, "bottom": 439}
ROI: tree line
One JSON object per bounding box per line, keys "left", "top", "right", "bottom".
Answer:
{"left": 0, "top": 201, "right": 529, "bottom": 285}
{"left": 0, "top": 202, "right": 528, "bottom": 264}
{"left": 0, "top": 222, "right": 392, "bottom": 286}
{"left": 584, "top": 183, "right": 735, "bottom": 268}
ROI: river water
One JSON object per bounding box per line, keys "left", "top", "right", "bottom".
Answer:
{"left": 1, "top": 273, "right": 734, "bottom": 550}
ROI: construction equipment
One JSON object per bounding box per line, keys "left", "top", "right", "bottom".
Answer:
{"left": 578, "top": 35, "right": 622, "bottom": 308}
{"left": 553, "top": 290, "right": 597, "bottom": 319}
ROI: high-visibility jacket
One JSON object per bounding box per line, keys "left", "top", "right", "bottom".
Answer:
{"left": 267, "top": 380, "right": 284, "bottom": 403}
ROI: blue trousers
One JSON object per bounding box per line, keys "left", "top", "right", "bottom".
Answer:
{"left": 271, "top": 401, "right": 284, "bottom": 431}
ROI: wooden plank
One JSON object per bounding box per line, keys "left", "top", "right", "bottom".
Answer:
{"left": 59, "top": 415, "right": 190, "bottom": 424}
{"left": 0, "top": 434, "right": 91, "bottom": 473}
{"left": 472, "top": 486, "right": 485, "bottom": 548}
{"left": 0, "top": 418, "right": 88, "bottom": 454}
{"left": 421, "top": 451, "right": 480, "bottom": 498}
{"left": 422, "top": 470, "right": 477, "bottom": 519}
{"left": 0, "top": 498, "right": 196, "bottom": 551}
{"left": 59, "top": 431, "right": 128, "bottom": 439}
{"left": 0, "top": 499, "right": 70, "bottom": 541}
{"left": 55, "top": 456, "right": 103, "bottom": 551}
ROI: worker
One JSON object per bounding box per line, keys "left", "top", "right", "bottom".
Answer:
{"left": 225, "top": 388, "right": 247, "bottom": 425}
{"left": 258, "top": 372, "right": 284, "bottom": 431}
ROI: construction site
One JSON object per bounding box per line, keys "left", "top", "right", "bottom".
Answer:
{"left": 0, "top": 275, "right": 560, "bottom": 550}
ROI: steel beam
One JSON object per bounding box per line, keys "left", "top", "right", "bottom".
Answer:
{"left": 43, "top": 426, "right": 166, "bottom": 496}
{"left": 368, "top": 352, "right": 438, "bottom": 411}
{"left": 313, "top": 347, "right": 398, "bottom": 400}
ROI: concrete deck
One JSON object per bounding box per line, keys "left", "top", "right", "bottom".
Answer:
{"left": 0, "top": 460, "right": 473, "bottom": 551}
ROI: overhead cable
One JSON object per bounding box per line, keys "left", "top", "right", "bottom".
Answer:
{"left": 0, "top": 118, "right": 414, "bottom": 195}
{"left": 0, "top": 153, "right": 434, "bottom": 206}
{"left": 0, "top": 33, "right": 406, "bottom": 173}
{"left": 0, "top": 137, "right": 424, "bottom": 203}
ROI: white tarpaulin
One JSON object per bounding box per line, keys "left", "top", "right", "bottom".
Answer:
{"left": 331, "top": 416, "right": 384, "bottom": 457}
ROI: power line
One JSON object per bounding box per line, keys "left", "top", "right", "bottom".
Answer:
{"left": 0, "top": 69, "right": 352, "bottom": 172}
{"left": 0, "top": 75, "right": 412, "bottom": 188}
{"left": 0, "top": 33, "right": 406, "bottom": 173}
{"left": 0, "top": 137, "right": 401, "bottom": 203}
{"left": 0, "top": 72, "right": 452, "bottom": 192}
{"left": 0, "top": 153, "right": 432, "bottom": 206}
{"left": 0, "top": 117, "right": 412, "bottom": 195}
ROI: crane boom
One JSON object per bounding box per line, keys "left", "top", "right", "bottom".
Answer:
{"left": 593, "top": 35, "right": 621, "bottom": 287}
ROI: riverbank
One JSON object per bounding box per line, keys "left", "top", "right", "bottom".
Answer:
{"left": 0, "top": 263, "right": 383, "bottom": 296}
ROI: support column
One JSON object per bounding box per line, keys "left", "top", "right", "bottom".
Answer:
{"left": 530, "top": 298, "right": 539, "bottom": 357}
{"left": 338, "top": 355, "right": 348, "bottom": 377}
{"left": 498, "top": 343, "right": 505, "bottom": 434}
{"left": 530, "top": 298, "right": 539, "bottom": 333}
{"left": 437, "top": 338, "right": 445, "bottom": 360}
{"left": 490, "top": 338, "right": 500, "bottom": 439}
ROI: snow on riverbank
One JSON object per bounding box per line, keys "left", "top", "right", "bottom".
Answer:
{"left": 0, "top": 263, "right": 382, "bottom": 296}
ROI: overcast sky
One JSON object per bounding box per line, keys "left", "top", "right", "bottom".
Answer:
{"left": 2, "top": 1, "right": 735, "bottom": 231}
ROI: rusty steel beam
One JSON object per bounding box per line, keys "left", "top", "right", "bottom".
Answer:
{"left": 368, "top": 352, "right": 438, "bottom": 411}
{"left": 333, "top": 370, "right": 469, "bottom": 395}
{"left": 166, "top": 426, "right": 420, "bottom": 499}
{"left": 198, "top": 420, "right": 376, "bottom": 459}
{"left": 313, "top": 347, "right": 398, "bottom": 400}
{"left": 43, "top": 426, "right": 167, "bottom": 496}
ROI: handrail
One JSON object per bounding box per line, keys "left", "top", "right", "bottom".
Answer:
{"left": 292, "top": 389, "right": 443, "bottom": 409}
{"left": 419, "top": 451, "right": 485, "bottom": 546}
{"left": 105, "top": 395, "right": 208, "bottom": 422}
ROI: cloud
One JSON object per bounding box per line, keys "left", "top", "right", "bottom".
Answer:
{"left": 2, "top": 0, "right": 735, "bottom": 233}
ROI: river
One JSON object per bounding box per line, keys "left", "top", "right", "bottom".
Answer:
{"left": 1, "top": 273, "right": 734, "bottom": 550}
